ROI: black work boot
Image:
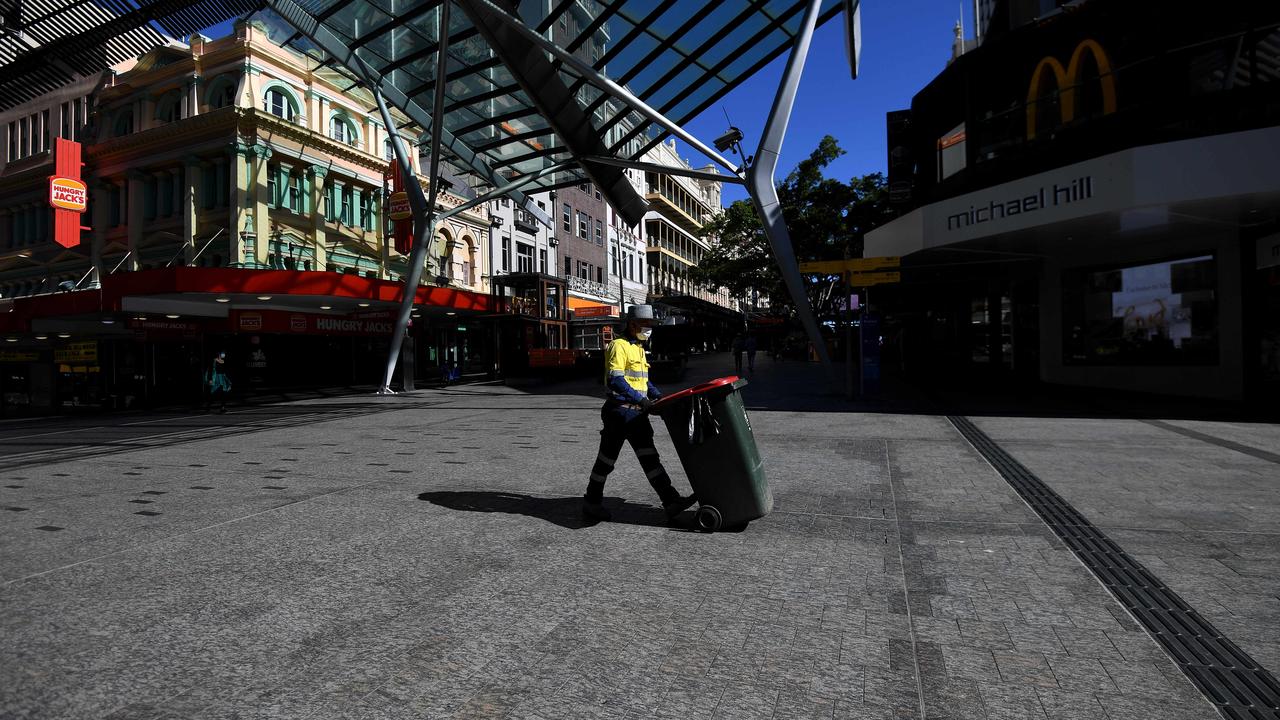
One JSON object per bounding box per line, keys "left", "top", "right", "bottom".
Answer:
{"left": 662, "top": 494, "right": 697, "bottom": 520}
{"left": 582, "top": 479, "right": 611, "bottom": 521}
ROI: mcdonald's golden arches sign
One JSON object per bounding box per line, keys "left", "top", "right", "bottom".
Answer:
{"left": 1026, "top": 39, "right": 1117, "bottom": 140}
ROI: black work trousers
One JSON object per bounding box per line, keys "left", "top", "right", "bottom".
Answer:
{"left": 585, "top": 404, "right": 679, "bottom": 504}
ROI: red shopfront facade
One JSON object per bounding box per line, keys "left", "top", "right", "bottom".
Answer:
{"left": 0, "top": 268, "right": 496, "bottom": 413}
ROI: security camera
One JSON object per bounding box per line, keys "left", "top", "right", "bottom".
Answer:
{"left": 713, "top": 126, "right": 744, "bottom": 153}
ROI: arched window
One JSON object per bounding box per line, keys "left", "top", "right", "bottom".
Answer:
{"left": 329, "top": 114, "right": 359, "bottom": 146}
{"left": 263, "top": 86, "right": 298, "bottom": 121}
{"left": 207, "top": 75, "right": 237, "bottom": 109}
{"left": 154, "top": 92, "right": 182, "bottom": 123}
{"left": 113, "top": 110, "right": 134, "bottom": 137}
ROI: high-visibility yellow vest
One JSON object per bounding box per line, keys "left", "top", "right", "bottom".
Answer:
{"left": 604, "top": 336, "right": 649, "bottom": 396}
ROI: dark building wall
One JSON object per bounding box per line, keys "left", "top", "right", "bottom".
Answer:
{"left": 554, "top": 184, "right": 607, "bottom": 285}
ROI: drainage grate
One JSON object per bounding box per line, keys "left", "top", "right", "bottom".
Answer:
{"left": 948, "top": 416, "right": 1280, "bottom": 720}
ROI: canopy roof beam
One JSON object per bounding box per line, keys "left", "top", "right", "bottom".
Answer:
{"left": 457, "top": 0, "right": 743, "bottom": 181}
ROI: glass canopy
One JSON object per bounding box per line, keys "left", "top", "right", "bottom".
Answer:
{"left": 2, "top": 0, "right": 842, "bottom": 217}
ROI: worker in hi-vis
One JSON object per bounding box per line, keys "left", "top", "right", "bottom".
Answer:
{"left": 582, "top": 305, "right": 696, "bottom": 522}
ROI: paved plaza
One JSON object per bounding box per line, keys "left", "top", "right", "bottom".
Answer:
{"left": 2, "top": 355, "right": 1278, "bottom": 719}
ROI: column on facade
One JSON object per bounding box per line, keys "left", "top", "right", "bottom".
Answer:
{"left": 308, "top": 165, "right": 328, "bottom": 271}
{"left": 183, "top": 157, "right": 205, "bottom": 265}
{"left": 235, "top": 64, "right": 251, "bottom": 111}
{"left": 186, "top": 76, "right": 201, "bottom": 118}
{"left": 252, "top": 145, "right": 272, "bottom": 267}
{"left": 126, "top": 170, "right": 146, "bottom": 270}
{"left": 230, "top": 142, "right": 252, "bottom": 267}
{"left": 317, "top": 96, "right": 330, "bottom": 136}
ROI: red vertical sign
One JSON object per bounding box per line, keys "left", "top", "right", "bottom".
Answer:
{"left": 50, "top": 138, "right": 87, "bottom": 248}
{"left": 389, "top": 160, "right": 414, "bottom": 255}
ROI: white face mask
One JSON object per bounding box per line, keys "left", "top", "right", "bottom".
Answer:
{"left": 636, "top": 328, "right": 652, "bottom": 341}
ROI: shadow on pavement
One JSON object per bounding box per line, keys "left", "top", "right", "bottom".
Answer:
{"left": 417, "top": 491, "right": 692, "bottom": 531}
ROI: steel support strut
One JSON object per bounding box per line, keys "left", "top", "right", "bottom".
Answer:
{"left": 746, "top": 0, "right": 834, "bottom": 374}
{"left": 377, "top": 0, "right": 453, "bottom": 393}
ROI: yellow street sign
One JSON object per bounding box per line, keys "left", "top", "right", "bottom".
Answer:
{"left": 845, "top": 271, "right": 900, "bottom": 286}
{"left": 798, "top": 256, "right": 900, "bottom": 274}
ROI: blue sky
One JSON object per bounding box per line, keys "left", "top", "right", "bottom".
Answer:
{"left": 201, "top": 1, "right": 968, "bottom": 206}
{"left": 682, "top": 0, "right": 967, "bottom": 204}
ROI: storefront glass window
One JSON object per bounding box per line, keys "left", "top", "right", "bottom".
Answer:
{"left": 1064, "top": 255, "right": 1217, "bottom": 365}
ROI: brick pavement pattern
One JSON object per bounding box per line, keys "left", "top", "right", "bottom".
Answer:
{"left": 1, "top": 355, "right": 1271, "bottom": 719}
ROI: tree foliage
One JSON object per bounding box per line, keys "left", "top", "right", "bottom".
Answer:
{"left": 691, "top": 136, "right": 889, "bottom": 318}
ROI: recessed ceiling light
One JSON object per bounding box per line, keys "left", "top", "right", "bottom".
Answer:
{"left": 446, "top": 312, "right": 456, "bottom": 316}
{"left": 35, "top": 335, "right": 47, "bottom": 340}
{"left": 257, "top": 295, "right": 272, "bottom": 301}
{"left": 101, "top": 318, "right": 115, "bottom": 324}
{"left": 215, "top": 297, "right": 231, "bottom": 303}
{"left": 320, "top": 305, "right": 331, "bottom": 310}
{"left": 57, "top": 333, "right": 71, "bottom": 339}
{"left": 357, "top": 302, "right": 370, "bottom": 307}
{"left": 4, "top": 337, "right": 16, "bottom": 342}
{"left": 165, "top": 314, "right": 180, "bottom": 319}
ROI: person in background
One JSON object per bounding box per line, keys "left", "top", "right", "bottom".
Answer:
{"left": 744, "top": 333, "right": 758, "bottom": 373}
{"left": 582, "top": 305, "right": 696, "bottom": 523}
{"left": 731, "top": 332, "right": 745, "bottom": 374}
{"left": 206, "top": 351, "right": 231, "bottom": 413}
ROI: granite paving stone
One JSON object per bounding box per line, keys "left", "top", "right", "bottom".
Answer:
{"left": 0, "top": 356, "right": 1260, "bottom": 720}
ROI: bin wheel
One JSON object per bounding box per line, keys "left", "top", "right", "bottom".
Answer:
{"left": 694, "top": 506, "right": 723, "bottom": 532}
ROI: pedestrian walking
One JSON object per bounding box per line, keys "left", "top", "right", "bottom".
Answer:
{"left": 731, "top": 332, "right": 744, "bottom": 374}
{"left": 582, "top": 305, "right": 696, "bottom": 522}
{"left": 744, "top": 333, "right": 758, "bottom": 373}
{"left": 206, "top": 351, "right": 231, "bottom": 413}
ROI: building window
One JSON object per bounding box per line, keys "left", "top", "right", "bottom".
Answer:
{"left": 330, "top": 115, "right": 359, "bottom": 146}
{"left": 287, "top": 173, "right": 302, "bottom": 213}
{"left": 156, "top": 93, "right": 181, "bottom": 124}
{"left": 539, "top": 248, "right": 547, "bottom": 274}
{"left": 937, "top": 123, "right": 966, "bottom": 182}
{"left": 564, "top": 255, "right": 571, "bottom": 276}
{"left": 562, "top": 203, "right": 572, "bottom": 233}
{"left": 595, "top": 219, "right": 603, "bottom": 246}
{"left": 517, "top": 242, "right": 534, "bottom": 273}
{"left": 1063, "top": 255, "right": 1218, "bottom": 366}
{"left": 323, "top": 183, "right": 335, "bottom": 220}
{"left": 264, "top": 87, "right": 297, "bottom": 121}
{"left": 384, "top": 139, "right": 395, "bottom": 160}
{"left": 113, "top": 110, "right": 133, "bottom": 137}
{"left": 359, "top": 192, "right": 376, "bottom": 230}
{"left": 595, "top": 266, "right": 603, "bottom": 283}
{"left": 501, "top": 236, "right": 511, "bottom": 271}
{"left": 578, "top": 212, "right": 588, "bottom": 239}
{"left": 210, "top": 79, "right": 235, "bottom": 109}
{"left": 339, "top": 187, "right": 353, "bottom": 225}
{"left": 6, "top": 121, "right": 14, "bottom": 161}
{"left": 267, "top": 166, "right": 278, "bottom": 208}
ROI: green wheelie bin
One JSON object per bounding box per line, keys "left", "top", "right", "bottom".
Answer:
{"left": 651, "top": 376, "right": 771, "bottom": 532}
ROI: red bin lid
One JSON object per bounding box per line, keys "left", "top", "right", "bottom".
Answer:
{"left": 650, "top": 375, "right": 741, "bottom": 411}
